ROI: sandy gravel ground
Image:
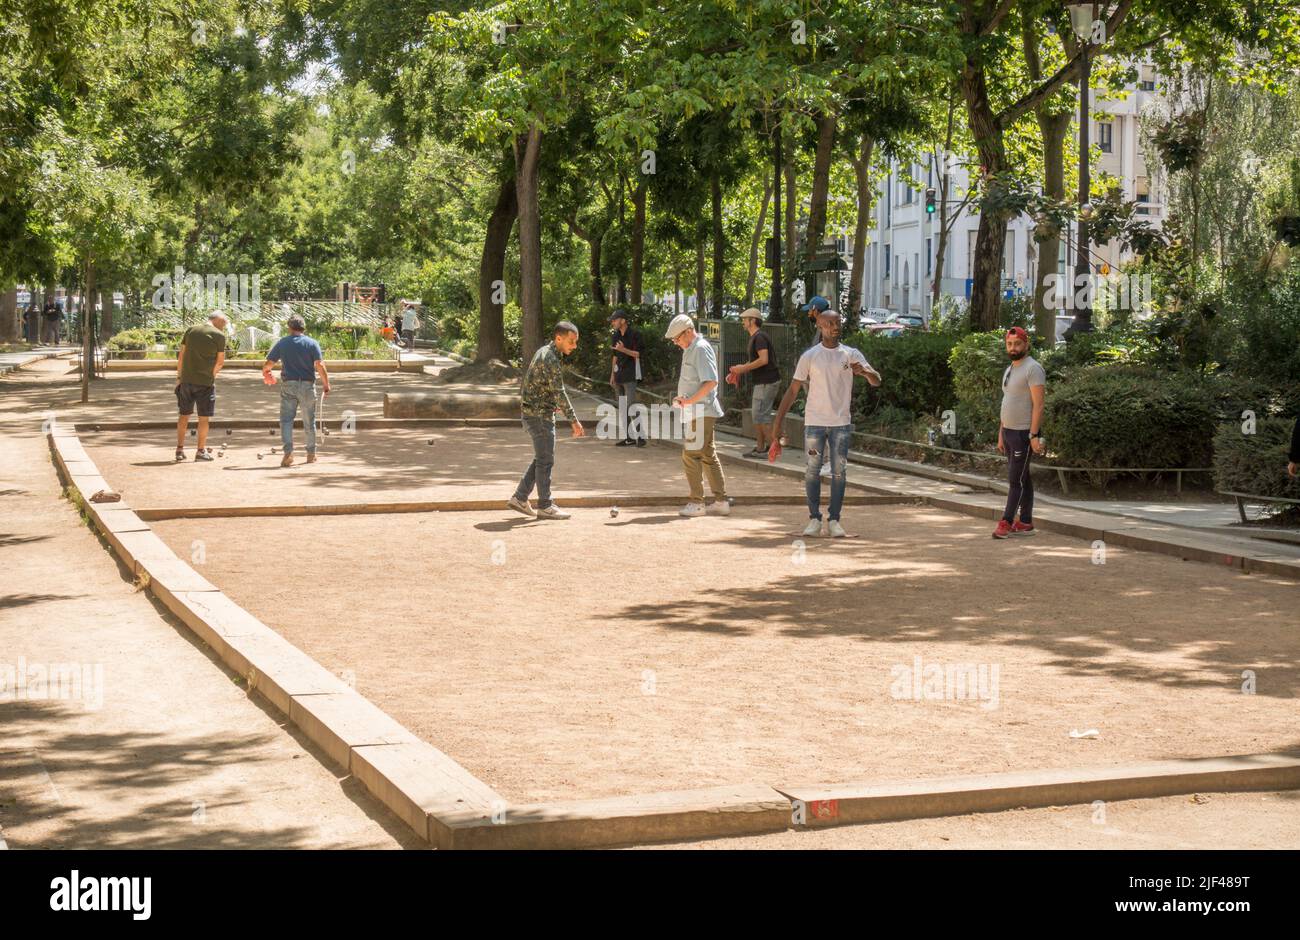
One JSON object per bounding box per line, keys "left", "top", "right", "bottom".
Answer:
{"left": 1, "top": 360, "right": 421, "bottom": 848}
{"left": 151, "top": 503, "right": 1300, "bottom": 805}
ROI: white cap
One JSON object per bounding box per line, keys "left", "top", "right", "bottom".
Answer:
{"left": 664, "top": 313, "right": 694, "bottom": 339}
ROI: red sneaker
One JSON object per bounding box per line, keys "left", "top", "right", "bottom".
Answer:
{"left": 1011, "top": 521, "right": 1035, "bottom": 536}
{"left": 992, "top": 519, "right": 1013, "bottom": 539}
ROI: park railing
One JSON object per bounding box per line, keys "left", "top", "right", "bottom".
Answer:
{"left": 111, "top": 300, "right": 397, "bottom": 333}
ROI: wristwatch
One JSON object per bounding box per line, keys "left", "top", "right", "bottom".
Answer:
{"left": 1031, "top": 431, "right": 1043, "bottom": 439}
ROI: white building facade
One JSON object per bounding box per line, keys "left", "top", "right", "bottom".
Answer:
{"left": 856, "top": 65, "right": 1166, "bottom": 322}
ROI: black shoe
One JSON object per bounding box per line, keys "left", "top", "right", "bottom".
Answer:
{"left": 616, "top": 439, "right": 634, "bottom": 447}
{"left": 635, "top": 438, "right": 647, "bottom": 447}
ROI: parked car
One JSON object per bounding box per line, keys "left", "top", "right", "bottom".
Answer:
{"left": 893, "top": 314, "right": 925, "bottom": 330}
{"left": 863, "top": 307, "right": 893, "bottom": 323}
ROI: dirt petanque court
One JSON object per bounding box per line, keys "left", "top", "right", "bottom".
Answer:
{"left": 103, "top": 421, "right": 1299, "bottom": 807}
{"left": 14, "top": 364, "right": 1298, "bottom": 841}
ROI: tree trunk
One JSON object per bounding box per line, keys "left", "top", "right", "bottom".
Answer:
{"left": 477, "top": 170, "right": 518, "bottom": 363}
{"left": 630, "top": 179, "right": 646, "bottom": 305}
{"left": 932, "top": 94, "right": 958, "bottom": 314}
{"left": 961, "top": 60, "right": 1009, "bottom": 331}
{"left": 81, "top": 257, "right": 95, "bottom": 402}
{"left": 848, "top": 135, "right": 875, "bottom": 323}
{"left": 695, "top": 240, "right": 706, "bottom": 315}
{"left": 589, "top": 235, "right": 605, "bottom": 305}
{"left": 804, "top": 112, "right": 837, "bottom": 262}
{"left": 1032, "top": 112, "right": 1070, "bottom": 341}
{"left": 1023, "top": 20, "right": 1069, "bottom": 342}
{"left": 99, "top": 288, "right": 113, "bottom": 340}
{"left": 513, "top": 125, "right": 544, "bottom": 361}
{"left": 0, "top": 287, "right": 17, "bottom": 342}
{"left": 784, "top": 137, "right": 796, "bottom": 318}
{"left": 711, "top": 176, "right": 725, "bottom": 318}
{"left": 745, "top": 177, "right": 774, "bottom": 307}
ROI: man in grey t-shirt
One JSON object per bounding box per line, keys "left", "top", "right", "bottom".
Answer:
{"left": 994, "top": 327, "right": 1046, "bottom": 539}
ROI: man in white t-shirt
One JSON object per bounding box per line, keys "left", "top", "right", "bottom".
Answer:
{"left": 400, "top": 301, "right": 419, "bottom": 350}
{"left": 770, "top": 311, "right": 880, "bottom": 537}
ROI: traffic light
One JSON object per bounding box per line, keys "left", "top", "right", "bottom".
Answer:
{"left": 925, "top": 188, "right": 937, "bottom": 214}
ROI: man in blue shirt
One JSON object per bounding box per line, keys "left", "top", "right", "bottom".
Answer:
{"left": 262, "top": 315, "right": 331, "bottom": 467}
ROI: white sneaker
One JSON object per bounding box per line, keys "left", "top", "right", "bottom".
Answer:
{"left": 536, "top": 504, "right": 570, "bottom": 519}
{"left": 802, "top": 518, "right": 822, "bottom": 537}
{"left": 827, "top": 519, "right": 848, "bottom": 538}
{"left": 679, "top": 502, "right": 706, "bottom": 517}
{"left": 507, "top": 496, "right": 535, "bottom": 516}
{"left": 708, "top": 499, "right": 731, "bottom": 516}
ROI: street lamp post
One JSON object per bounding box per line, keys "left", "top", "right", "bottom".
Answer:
{"left": 1066, "top": 2, "right": 1101, "bottom": 338}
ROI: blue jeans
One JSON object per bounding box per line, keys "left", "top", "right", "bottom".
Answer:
{"left": 514, "top": 416, "right": 557, "bottom": 508}
{"left": 279, "top": 380, "right": 317, "bottom": 454}
{"left": 805, "top": 425, "right": 851, "bottom": 521}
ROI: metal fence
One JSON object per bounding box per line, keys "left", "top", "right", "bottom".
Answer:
{"left": 110, "top": 300, "right": 398, "bottom": 333}
{"left": 697, "top": 318, "right": 801, "bottom": 387}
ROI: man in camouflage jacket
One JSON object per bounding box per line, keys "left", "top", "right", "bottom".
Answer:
{"left": 508, "top": 321, "right": 586, "bottom": 519}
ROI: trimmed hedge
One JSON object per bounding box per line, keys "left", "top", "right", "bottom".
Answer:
{"left": 560, "top": 303, "right": 678, "bottom": 387}
{"left": 844, "top": 331, "right": 957, "bottom": 418}
{"left": 949, "top": 331, "right": 1009, "bottom": 445}
{"left": 1043, "top": 365, "right": 1218, "bottom": 473}
{"left": 1212, "top": 418, "right": 1300, "bottom": 499}
{"left": 105, "top": 328, "right": 154, "bottom": 351}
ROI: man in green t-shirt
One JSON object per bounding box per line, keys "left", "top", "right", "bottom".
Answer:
{"left": 175, "top": 313, "right": 229, "bottom": 462}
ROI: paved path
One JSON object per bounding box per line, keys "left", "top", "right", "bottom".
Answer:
{"left": 0, "top": 346, "right": 78, "bottom": 376}
{"left": 704, "top": 422, "right": 1300, "bottom": 558}
{"left": 0, "top": 359, "right": 420, "bottom": 848}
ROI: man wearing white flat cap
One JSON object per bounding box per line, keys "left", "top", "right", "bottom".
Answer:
{"left": 665, "top": 313, "right": 729, "bottom": 517}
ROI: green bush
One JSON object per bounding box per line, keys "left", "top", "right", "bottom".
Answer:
{"left": 1212, "top": 418, "right": 1300, "bottom": 498}
{"left": 1038, "top": 321, "right": 1178, "bottom": 374}
{"left": 845, "top": 331, "right": 958, "bottom": 418}
{"left": 1226, "top": 265, "right": 1300, "bottom": 387}
{"left": 1043, "top": 365, "right": 1218, "bottom": 474}
{"left": 949, "top": 331, "right": 1009, "bottom": 445}
{"left": 106, "top": 328, "right": 153, "bottom": 352}
{"left": 559, "top": 303, "right": 677, "bottom": 386}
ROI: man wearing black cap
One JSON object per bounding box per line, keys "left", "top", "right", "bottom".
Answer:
{"left": 608, "top": 308, "right": 645, "bottom": 446}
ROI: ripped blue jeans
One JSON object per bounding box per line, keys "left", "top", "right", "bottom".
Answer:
{"left": 804, "top": 424, "right": 851, "bottom": 521}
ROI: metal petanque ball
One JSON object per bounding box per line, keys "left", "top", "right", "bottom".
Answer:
{"left": 610, "top": 506, "right": 619, "bottom": 518}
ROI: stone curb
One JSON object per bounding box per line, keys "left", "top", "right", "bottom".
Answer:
{"left": 133, "top": 494, "right": 911, "bottom": 522}
{"left": 777, "top": 753, "right": 1300, "bottom": 829}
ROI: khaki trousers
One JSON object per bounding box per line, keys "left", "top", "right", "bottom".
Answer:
{"left": 682, "top": 415, "right": 728, "bottom": 502}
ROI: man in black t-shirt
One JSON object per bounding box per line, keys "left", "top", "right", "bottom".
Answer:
{"left": 727, "top": 308, "right": 782, "bottom": 458}
{"left": 608, "top": 309, "right": 646, "bottom": 446}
